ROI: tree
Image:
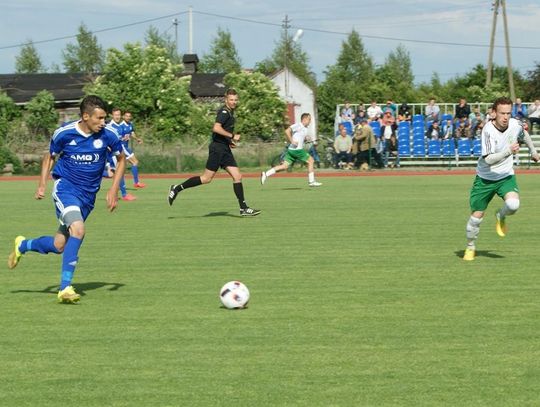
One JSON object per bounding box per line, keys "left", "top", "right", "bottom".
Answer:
{"left": 24, "top": 90, "right": 58, "bottom": 138}
{"left": 86, "top": 43, "right": 196, "bottom": 143}
{"left": 144, "top": 25, "right": 181, "bottom": 65}
{"left": 255, "top": 29, "right": 316, "bottom": 89}
{"left": 523, "top": 62, "right": 540, "bottom": 101}
{"left": 15, "top": 40, "right": 44, "bottom": 74}
{"left": 224, "top": 71, "right": 287, "bottom": 141}
{"left": 375, "top": 45, "right": 415, "bottom": 101}
{"left": 199, "top": 27, "right": 242, "bottom": 74}
{"left": 0, "top": 92, "right": 20, "bottom": 141}
{"left": 317, "top": 30, "right": 374, "bottom": 134}
{"left": 62, "top": 23, "right": 104, "bottom": 73}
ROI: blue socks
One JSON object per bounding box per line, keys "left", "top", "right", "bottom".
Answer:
{"left": 120, "top": 176, "right": 127, "bottom": 197}
{"left": 60, "top": 237, "right": 83, "bottom": 290}
{"left": 131, "top": 165, "right": 139, "bottom": 184}
{"left": 21, "top": 236, "right": 60, "bottom": 254}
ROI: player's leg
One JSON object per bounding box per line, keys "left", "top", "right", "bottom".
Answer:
{"left": 56, "top": 217, "right": 85, "bottom": 304}
{"left": 128, "top": 154, "right": 144, "bottom": 188}
{"left": 305, "top": 153, "right": 322, "bottom": 187}
{"left": 261, "top": 159, "right": 290, "bottom": 185}
{"left": 226, "top": 166, "right": 260, "bottom": 216}
{"left": 495, "top": 191, "right": 520, "bottom": 237}
{"left": 464, "top": 210, "right": 484, "bottom": 261}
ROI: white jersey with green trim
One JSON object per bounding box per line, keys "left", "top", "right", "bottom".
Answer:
{"left": 288, "top": 123, "right": 309, "bottom": 151}
{"left": 477, "top": 118, "right": 523, "bottom": 181}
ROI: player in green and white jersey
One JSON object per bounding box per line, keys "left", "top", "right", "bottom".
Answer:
{"left": 464, "top": 97, "right": 539, "bottom": 261}
{"left": 260, "top": 113, "right": 322, "bottom": 187}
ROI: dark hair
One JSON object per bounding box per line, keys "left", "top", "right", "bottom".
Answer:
{"left": 300, "top": 113, "right": 310, "bottom": 121}
{"left": 225, "top": 88, "right": 238, "bottom": 96}
{"left": 492, "top": 96, "right": 513, "bottom": 111}
{"left": 112, "top": 107, "right": 121, "bottom": 113}
{"left": 80, "top": 95, "right": 106, "bottom": 116}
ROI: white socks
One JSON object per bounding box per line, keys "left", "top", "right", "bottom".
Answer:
{"left": 308, "top": 172, "right": 315, "bottom": 183}
{"left": 466, "top": 215, "right": 483, "bottom": 249}
{"left": 499, "top": 198, "right": 520, "bottom": 218}
{"left": 265, "top": 168, "right": 276, "bottom": 177}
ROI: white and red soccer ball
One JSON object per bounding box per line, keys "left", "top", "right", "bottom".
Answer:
{"left": 219, "top": 281, "right": 250, "bottom": 309}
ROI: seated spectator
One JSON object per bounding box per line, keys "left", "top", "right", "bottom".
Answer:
{"left": 472, "top": 120, "right": 484, "bottom": 138}
{"left": 425, "top": 121, "right": 442, "bottom": 140}
{"left": 455, "top": 120, "right": 471, "bottom": 139}
{"left": 484, "top": 106, "right": 495, "bottom": 123}
{"left": 353, "top": 109, "right": 368, "bottom": 126}
{"left": 334, "top": 126, "right": 354, "bottom": 169}
{"left": 455, "top": 98, "right": 471, "bottom": 122}
{"left": 367, "top": 100, "right": 383, "bottom": 121}
{"left": 512, "top": 98, "right": 528, "bottom": 120}
{"left": 528, "top": 99, "right": 540, "bottom": 131}
{"left": 442, "top": 119, "right": 454, "bottom": 140}
{"left": 340, "top": 101, "right": 353, "bottom": 123}
{"left": 398, "top": 102, "right": 412, "bottom": 122}
{"left": 353, "top": 119, "right": 383, "bottom": 170}
{"left": 383, "top": 100, "right": 397, "bottom": 117}
{"left": 425, "top": 98, "right": 440, "bottom": 122}
{"left": 468, "top": 106, "right": 484, "bottom": 125}
{"left": 385, "top": 133, "right": 400, "bottom": 168}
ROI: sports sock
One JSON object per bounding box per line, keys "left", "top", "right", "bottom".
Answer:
{"left": 174, "top": 176, "right": 202, "bottom": 193}
{"left": 233, "top": 182, "right": 248, "bottom": 209}
{"left": 131, "top": 165, "right": 140, "bottom": 184}
{"left": 466, "top": 215, "right": 483, "bottom": 248}
{"left": 20, "top": 236, "right": 60, "bottom": 255}
{"left": 120, "top": 176, "right": 127, "bottom": 197}
{"left": 60, "top": 237, "right": 83, "bottom": 290}
{"left": 499, "top": 198, "right": 520, "bottom": 218}
{"left": 265, "top": 168, "right": 276, "bottom": 177}
{"left": 308, "top": 172, "right": 315, "bottom": 183}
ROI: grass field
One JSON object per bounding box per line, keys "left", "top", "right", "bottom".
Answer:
{"left": 1, "top": 173, "right": 539, "bottom": 406}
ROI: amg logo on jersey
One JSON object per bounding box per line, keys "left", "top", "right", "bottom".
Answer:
{"left": 70, "top": 153, "right": 100, "bottom": 164}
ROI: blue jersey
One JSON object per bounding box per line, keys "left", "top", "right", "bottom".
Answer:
{"left": 121, "top": 120, "right": 134, "bottom": 149}
{"left": 108, "top": 120, "right": 125, "bottom": 140}
{"left": 50, "top": 121, "right": 123, "bottom": 193}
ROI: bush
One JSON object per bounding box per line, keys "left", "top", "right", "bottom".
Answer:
{"left": 0, "top": 143, "right": 22, "bottom": 173}
{"left": 24, "top": 90, "right": 58, "bottom": 139}
{"left": 0, "top": 92, "right": 21, "bottom": 141}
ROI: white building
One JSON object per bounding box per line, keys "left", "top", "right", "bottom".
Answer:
{"left": 269, "top": 67, "right": 318, "bottom": 138}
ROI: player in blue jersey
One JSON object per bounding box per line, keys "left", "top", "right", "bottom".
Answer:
{"left": 7, "top": 95, "right": 126, "bottom": 303}
{"left": 121, "top": 111, "right": 146, "bottom": 189}
{"left": 108, "top": 108, "right": 136, "bottom": 201}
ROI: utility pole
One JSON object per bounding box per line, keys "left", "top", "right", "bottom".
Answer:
{"left": 485, "top": 0, "right": 515, "bottom": 100}
{"left": 188, "top": 6, "right": 193, "bottom": 54}
{"left": 172, "top": 18, "right": 179, "bottom": 57}
{"left": 282, "top": 15, "right": 291, "bottom": 97}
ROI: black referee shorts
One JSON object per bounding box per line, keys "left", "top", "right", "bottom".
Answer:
{"left": 205, "top": 141, "right": 238, "bottom": 171}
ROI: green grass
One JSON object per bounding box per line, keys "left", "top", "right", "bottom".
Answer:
{"left": 1, "top": 174, "right": 539, "bottom": 406}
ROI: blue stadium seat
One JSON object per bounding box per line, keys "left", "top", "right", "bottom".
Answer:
{"left": 369, "top": 121, "right": 381, "bottom": 137}
{"left": 428, "top": 140, "right": 441, "bottom": 157}
{"left": 472, "top": 139, "right": 481, "bottom": 156}
{"left": 441, "top": 114, "right": 453, "bottom": 122}
{"left": 342, "top": 121, "right": 353, "bottom": 135}
{"left": 412, "top": 114, "right": 424, "bottom": 122}
{"left": 442, "top": 139, "right": 454, "bottom": 156}
{"left": 412, "top": 145, "right": 425, "bottom": 157}
{"left": 398, "top": 144, "right": 411, "bottom": 156}
{"left": 457, "top": 139, "right": 472, "bottom": 156}
{"left": 398, "top": 121, "right": 410, "bottom": 130}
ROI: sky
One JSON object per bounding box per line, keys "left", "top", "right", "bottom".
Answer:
{"left": 1, "top": 0, "right": 540, "bottom": 87}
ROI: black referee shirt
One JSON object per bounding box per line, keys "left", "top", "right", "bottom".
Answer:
{"left": 212, "top": 105, "right": 235, "bottom": 144}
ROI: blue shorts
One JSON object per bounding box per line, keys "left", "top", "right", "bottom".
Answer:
{"left": 52, "top": 178, "right": 96, "bottom": 226}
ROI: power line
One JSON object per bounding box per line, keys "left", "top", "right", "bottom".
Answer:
{"left": 0, "top": 11, "right": 188, "bottom": 51}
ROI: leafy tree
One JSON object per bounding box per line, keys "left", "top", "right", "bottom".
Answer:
{"left": 224, "top": 71, "right": 287, "bottom": 141}
{"left": 375, "top": 45, "right": 415, "bottom": 101}
{"left": 523, "top": 62, "right": 540, "bottom": 101}
{"left": 255, "top": 29, "right": 316, "bottom": 89}
{"left": 15, "top": 40, "right": 44, "bottom": 74}
{"left": 199, "top": 27, "right": 242, "bottom": 74}
{"left": 0, "top": 92, "right": 20, "bottom": 141}
{"left": 24, "top": 90, "right": 58, "bottom": 138}
{"left": 62, "top": 23, "right": 104, "bottom": 73}
{"left": 86, "top": 43, "right": 196, "bottom": 143}
{"left": 144, "top": 25, "right": 181, "bottom": 65}
{"left": 317, "top": 30, "right": 374, "bottom": 134}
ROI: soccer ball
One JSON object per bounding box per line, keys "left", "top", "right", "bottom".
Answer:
{"left": 219, "top": 281, "right": 250, "bottom": 309}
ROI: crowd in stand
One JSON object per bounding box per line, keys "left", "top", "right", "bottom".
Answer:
{"left": 332, "top": 97, "right": 540, "bottom": 169}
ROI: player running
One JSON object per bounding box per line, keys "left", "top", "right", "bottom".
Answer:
{"left": 260, "top": 113, "right": 322, "bottom": 187}
{"left": 7, "top": 96, "right": 126, "bottom": 303}
{"left": 168, "top": 88, "right": 260, "bottom": 216}
{"left": 463, "top": 96, "right": 539, "bottom": 261}
{"left": 121, "top": 111, "right": 146, "bottom": 189}
{"left": 108, "top": 108, "right": 136, "bottom": 201}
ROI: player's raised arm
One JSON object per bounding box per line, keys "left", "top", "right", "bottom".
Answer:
{"left": 35, "top": 153, "right": 56, "bottom": 200}
{"left": 107, "top": 152, "right": 126, "bottom": 212}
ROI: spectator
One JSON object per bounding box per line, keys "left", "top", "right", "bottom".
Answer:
{"left": 334, "top": 126, "right": 354, "bottom": 169}
{"left": 455, "top": 120, "right": 471, "bottom": 139}
{"left": 354, "top": 109, "right": 368, "bottom": 126}
{"left": 528, "top": 99, "right": 540, "bottom": 131}
{"left": 425, "top": 98, "right": 440, "bottom": 122}
{"left": 455, "top": 98, "right": 471, "bottom": 122}
{"left": 353, "top": 119, "right": 383, "bottom": 170}
{"left": 484, "top": 106, "right": 495, "bottom": 123}
{"left": 381, "top": 120, "right": 397, "bottom": 167}
{"left": 367, "top": 100, "right": 383, "bottom": 121}
{"left": 340, "top": 101, "right": 353, "bottom": 122}
{"left": 511, "top": 98, "right": 528, "bottom": 120}
{"left": 472, "top": 120, "right": 484, "bottom": 138}
{"left": 470, "top": 113, "right": 484, "bottom": 138}
{"left": 468, "top": 106, "right": 484, "bottom": 124}
{"left": 385, "top": 133, "right": 400, "bottom": 168}
{"left": 383, "top": 100, "right": 397, "bottom": 117}
{"left": 442, "top": 119, "right": 454, "bottom": 140}
{"left": 398, "top": 102, "right": 412, "bottom": 122}
{"left": 425, "top": 121, "right": 442, "bottom": 140}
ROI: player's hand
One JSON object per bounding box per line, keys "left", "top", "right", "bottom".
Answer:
{"left": 106, "top": 189, "right": 118, "bottom": 212}
{"left": 532, "top": 153, "right": 540, "bottom": 162}
{"left": 137, "top": 139, "right": 143, "bottom": 145}
{"left": 232, "top": 134, "right": 241, "bottom": 142}
{"left": 509, "top": 143, "right": 520, "bottom": 154}
{"left": 35, "top": 186, "right": 46, "bottom": 200}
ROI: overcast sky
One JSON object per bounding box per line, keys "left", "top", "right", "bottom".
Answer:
{"left": 1, "top": 0, "right": 539, "bottom": 87}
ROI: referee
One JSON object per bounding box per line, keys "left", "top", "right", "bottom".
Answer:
{"left": 168, "top": 88, "right": 261, "bottom": 216}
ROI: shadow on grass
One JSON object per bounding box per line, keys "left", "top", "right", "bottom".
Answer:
{"left": 11, "top": 282, "right": 125, "bottom": 297}
{"left": 203, "top": 211, "right": 238, "bottom": 218}
{"left": 280, "top": 187, "right": 303, "bottom": 191}
{"left": 454, "top": 250, "right": 505, "bottom": 259}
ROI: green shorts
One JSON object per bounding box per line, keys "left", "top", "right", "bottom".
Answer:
{"left": 283, "top": 149, "right": 310, "bottom": 165}
{"left": 469, "top": 175, "right": 519, "bottom": 212}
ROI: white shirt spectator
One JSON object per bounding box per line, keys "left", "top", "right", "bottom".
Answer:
{"left": 367, "top": 105, "right": 383, "bottom": 120}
